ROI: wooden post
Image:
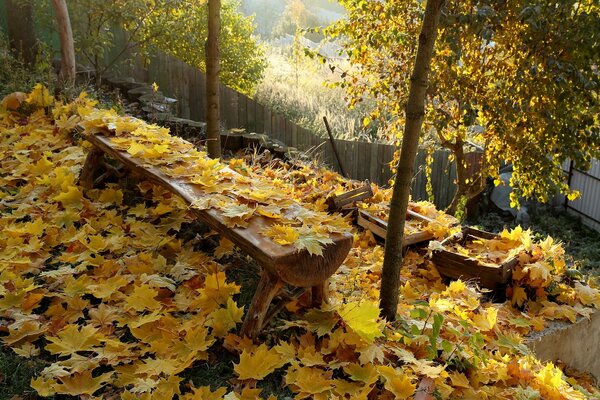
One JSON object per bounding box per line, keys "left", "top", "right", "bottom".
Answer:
{"left": 240, "top": 271, "right": 283, "bottom": 339}
{"left": 79, "top": 148, "right": 103, "bottom": 189}
{"left": 323, "top": 116, "right": 348, "bottom": 177}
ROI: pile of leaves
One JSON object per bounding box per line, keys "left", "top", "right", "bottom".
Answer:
{"left": 0, "top": 86, "right": 599, "bottom": 399}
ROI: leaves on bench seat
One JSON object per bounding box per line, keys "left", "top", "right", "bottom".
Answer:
{"left": 79, "top": 108, "right": 351, "bottom": 257}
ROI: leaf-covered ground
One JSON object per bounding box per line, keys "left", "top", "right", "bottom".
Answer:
{"left": 0, "top": 86, "right": 599, "bottom": 399}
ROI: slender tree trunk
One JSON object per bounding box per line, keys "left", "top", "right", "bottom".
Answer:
{"left": 6, "top": 0, "right": 37, "bottom": 67}
{"left": 51, "top": 0, "right": 76, "bottom": 86}
{"left": 447, "top": 147, "right": 486, "bottom": 217}
{"left": 447, "top": 142, "right": 467, "bottom": 215}
{"left": 380, "top": 0, "right": 445, "bottom": 321}
{"left": 206, "top": 0, "right": 222, "bottom": 158}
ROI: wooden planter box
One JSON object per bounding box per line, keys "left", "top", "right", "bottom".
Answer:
{"left": 357, "top": 209, "right": 434, "bottom": 247}
{"left": 431, "top": 227, "right": 518, "bottom": 289}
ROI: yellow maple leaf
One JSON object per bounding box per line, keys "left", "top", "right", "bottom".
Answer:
{"left": 86, "top": 235, "right": 106, "bottom": 253}
{"left": 26, "top": 83, "right": 54, "bottom": 107}
{"left": 285, "top": 365, "right": 334, "bottom": 396}
{"left": 449, "top": 372, "right": 471, "bottom": 388}
{"left": 234, "top": 343, "right": 288, "bottom": 380}
{"left": 31, "top": 156, "right": 53, "bottom": 175}
{"left": 125, "top": 283, "right": 162, "bottom": 312}
{"left": 53, "top": 186, "right": 84, "bottom": 208}
{"left": 262, "top": 224, "right": 299, "bottom": 245}
{"left": 53, "top": 371, "right": 113, "bottom": 396}
{"left": 220, "top": 203, "right": 255, "bottom": 219}
{"left": 377, "top": 365, "right": 416, "bottom": 399}
{"left": 214, "top": 237, "right": 235, "bottom": 258}
{"left": 343, "top": 363, "right": 379, "bottom": 385}
{"left": 180, "top": 385, "right": 227, "bottom": 400}
{"left": 13, "top": 342, "right": 40, "bottom": 358}
{"left": 573, "top": 282, "right": 600, "bottom": 308}
{"left": 472, "top": 306, "right": 498, "bottom": 331}
{"left": 98, "top": 188, "right": 123, "bottom": 205}
{"left": 127, "top": 142, "right": 147, "bottom": 157}
{"left": 198, "top": 272, "right": 240, "bottom": 306}
{"left": 339, "top": 301, "right": 383, "bottom": 344}
{"left": 45, "top": 324, "right": 104, "bottom": 355}
{"left": 206, "top": 297, "right": 244, "bottom": 337}
{"left": 31, "top": 376, "right": 56, "bottom": 397}
{"left": 524, "top": 261, "right": 552, "bottom": 283}
{"left": 511, "top": 286, "right": 528, "bottom": 307}
{"left": 293, "top": 227, "right": 334, "bottom": 256}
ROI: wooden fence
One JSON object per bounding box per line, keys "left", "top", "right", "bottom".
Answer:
{"left": 113, "top": 51, "right": 460, "bottom": 209}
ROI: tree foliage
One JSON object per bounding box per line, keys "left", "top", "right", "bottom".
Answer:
{"left": 36, "top": 0, "right": 266, "bottom": 95}
{"left": 326, "top": 0, "right": 600, "bottom": 212}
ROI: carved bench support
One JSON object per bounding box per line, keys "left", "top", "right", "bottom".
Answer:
{"left": 240, "top": 270, "right": 283, "bottom": 339}
{"left": 311, "top": 280, "right": 329, "bottom": 308}
{"left": 79, "top": 148, "right": 103, "bottom": 189}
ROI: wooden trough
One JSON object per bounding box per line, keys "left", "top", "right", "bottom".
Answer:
{"left": 356, "top": 209, "right": 435, "bottom": 248}
{"left": 431, "top": 227, "right": 519, "bottom": 289}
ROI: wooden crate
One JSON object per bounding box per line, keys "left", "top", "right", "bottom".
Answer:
{"left": 431, "top": 227, "right": 518, "bottom": 289}
{"left": 357, "top": 209, "right": 434, "bottom": 247}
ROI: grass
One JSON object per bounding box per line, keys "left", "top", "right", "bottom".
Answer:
{"left": 254, "top": 46, "right": 379, "bottom": 142}
{"left": 470, "top": 205, "right": 600, "bottom": 277}
{"left": 0, "top": 347, "right": 49, "bottom": 400}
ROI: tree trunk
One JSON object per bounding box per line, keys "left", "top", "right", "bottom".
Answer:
{"left": 206, "top": 0, "right": 222, "bottom": 158}
{"left": 446, "top": 141, "right": 467, "bottom": 215}
{"left": 446, "top": 148, "right": 485, "bottom": 217}
{"left": 51, "top": 0, "right": 76, "bottom": 86}
{"left": 379, "top": 0, "right": 445, "bottom": 321}
{"left": 6, "top": 0, "right": 37, "bottom": 67}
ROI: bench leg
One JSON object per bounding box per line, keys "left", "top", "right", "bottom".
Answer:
{"left": 240, "top": 270, "right": 283, "bottom": 340}
{"left": 311, "top": 280, "right": 329, "bottom": 308}
{"left": 79, "top": 148, "right": 103, "bottom": 189}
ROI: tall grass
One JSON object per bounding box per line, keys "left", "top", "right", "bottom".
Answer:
{"left": 254, "top": 46, "right": 382, "bottom": 142}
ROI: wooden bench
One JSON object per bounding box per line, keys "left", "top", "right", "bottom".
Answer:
{"left": 78, "top": 127, "right": 353, "bottom": 339}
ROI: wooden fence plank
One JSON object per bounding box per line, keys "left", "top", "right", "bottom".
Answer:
{"left": 279, "top": 114, "right": 286, "bottom": 143}
{"left": 255, "top": 103, "right": 265, "bottom": 134}
{"left": 369, "top": 143, "right": 379, "bottom": 182}
{"left": 246, "top": 97, "right": 256, "bottom": 132}
{"left": 188, "top": 67, "right": 200, "bottom": 121}
{"left": 264, "top": 108, "right": 272, "bottom": 136}
{"left": 181, "top": 64, "right": 191, "bottom": 119}
{"left": 238, "top": 94, "right": 247, "bottom": 131}
{"left": 291, "top": 124, "right": 298, "bottom": 148}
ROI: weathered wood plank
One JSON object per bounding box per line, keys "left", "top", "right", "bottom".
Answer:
{"left": 246, "top": 96, "right": 256, "bottom": 132}
{"left": 255, "top": 103, "right": 265, "bottom": 134}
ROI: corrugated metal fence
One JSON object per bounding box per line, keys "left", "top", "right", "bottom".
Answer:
{"left": 561, "top": 159, "right": 600, "bottom": 232}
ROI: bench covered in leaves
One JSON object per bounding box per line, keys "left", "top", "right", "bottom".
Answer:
{"left": 77, "top": 114, "right": 353, "bottom": 339}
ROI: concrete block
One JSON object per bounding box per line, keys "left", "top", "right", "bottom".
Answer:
{"left": 526, "top": 310, "right": 600, "bottom": 380}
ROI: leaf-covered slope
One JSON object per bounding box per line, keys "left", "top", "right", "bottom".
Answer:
{"left": 0, "top": 86, "right": 598, "bottom": 399}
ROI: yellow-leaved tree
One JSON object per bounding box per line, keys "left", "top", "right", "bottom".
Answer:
{"left": 326, "top": 0, "right": 600, "bottom": 215}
